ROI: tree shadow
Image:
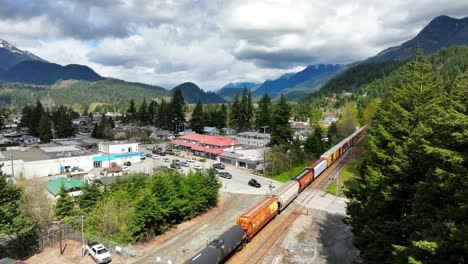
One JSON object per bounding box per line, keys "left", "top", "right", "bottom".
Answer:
{"left": 317, "top": 210, "right": 359, "bottom": 264}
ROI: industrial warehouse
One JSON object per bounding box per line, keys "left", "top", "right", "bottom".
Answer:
{"left": 0, "top": 139, "right": 141, "bottom": 179}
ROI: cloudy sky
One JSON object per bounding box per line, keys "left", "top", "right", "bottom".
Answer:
{"left": 1, "top": 0, "right": 467, "bottom": 90}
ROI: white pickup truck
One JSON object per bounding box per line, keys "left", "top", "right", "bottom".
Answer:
{"left": 85, "top": 242, "right": 112, "bottom": 263}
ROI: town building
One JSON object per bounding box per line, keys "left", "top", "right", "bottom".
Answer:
{"left": 0, "top": 140, "right": 142, "bottom": 179}
{"left": 47, "top": 177, "right": 85, "bottom": 197}
{"left": 218, "top": 148, "right": 265, "bottom": 171}
{"left": 203, "top": 127, "right": 220, "bottom": 136}
{"left": 236, "top": 132, "right": 271, "bottom": 147}
{"left": 172, "top": 133, "right": 241, "bottom": 159}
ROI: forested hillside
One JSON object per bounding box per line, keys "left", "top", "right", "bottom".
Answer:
{"left": 345, "top": 49, "right": 467, "bottom": 263}
{"left": 0, "top": 78, "right": 169, "bottom": 107}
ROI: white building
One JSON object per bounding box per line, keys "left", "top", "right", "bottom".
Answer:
{"left": 218, "top": 148, "right": 265, "bottom": 170}
{"left": 0, "top": 142, "right": 142, "bottom": 179}
{"left": 98, "top": 142, "right": 139, "bottom": 154}
{"left": 236, "top": 132, "right": 271, "bottom": 147}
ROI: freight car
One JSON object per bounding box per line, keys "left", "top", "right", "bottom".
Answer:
{"left": 185, "top": 225, "right": 246, "bottom": 264}
{"left": 237, "top": 196, "right": 279, "bottom": 240}
{"left": 270, "top": 181, "right": 299, "bottom": 211}
{"left": 321, "top": 125, "right": 367, "bottom": 167}
{"left": 185, "top": 126, "right": 367, "bottom": 264}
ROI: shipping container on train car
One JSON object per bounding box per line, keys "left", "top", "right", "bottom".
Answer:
{"left": 309, "top": 158, "right": 328, "bottom": 179}
{"left": 293, "top": 168, "right": 313, "bottom": 192}
{"left": 321, "top": 126, "right": 367, "bottom": 167}
{"left": 185, "top": 225, "right": 246, "bottom": 264}
{"left": 270, "top": 181, "right": 299, "bottom": 211}
{"left": 237, "top": 196, "right": 279, "bottom": 239}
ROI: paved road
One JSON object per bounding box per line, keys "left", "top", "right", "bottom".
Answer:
{"left": 90, "top": 148, "right": 284, "bottom": 195}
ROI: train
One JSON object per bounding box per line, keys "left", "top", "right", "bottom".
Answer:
{"left": 185, "top": 125, "right": 367, "bottom": 264}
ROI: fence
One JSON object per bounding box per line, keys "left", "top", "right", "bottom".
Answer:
{"left": 36, "top": 224, "right": 137, "bottom": 259}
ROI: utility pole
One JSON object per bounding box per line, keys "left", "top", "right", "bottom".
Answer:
{"left": 10, "top": 152, "right": 14, "bottom": 178}
{"left": 81, "top": 215, "right": 84, "bottom": 257}
{"left": 261, "top": 126, "right": 268, "bottom": 176}
{"left": 336, "top": 174, "right": 339, "bottom": 197}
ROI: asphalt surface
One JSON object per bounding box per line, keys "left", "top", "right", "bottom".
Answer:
{"left": 90, "top": 147, "right": 284, "bottom": 195}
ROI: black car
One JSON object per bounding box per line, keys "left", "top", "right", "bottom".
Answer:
{"left": 212, "top": 163, "right": 225, "bottom": 170}
{"left": 219, "top": 171, "right": 232, "bottom": 179}
{"left": 124, "top": 161, "right": 131, "bottom": 166}
{"left": 170, "top": 163, "right": 181, "bottom": 169}
{"left": 145, "top": 153, "right": 152, "bottom": 158}
{"left": 248, "top": 178, "right": 261, "bottom": 188}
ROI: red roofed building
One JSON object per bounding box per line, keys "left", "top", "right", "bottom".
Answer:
{"left": 172, "top": 133, "right": 242, "bottom": 159}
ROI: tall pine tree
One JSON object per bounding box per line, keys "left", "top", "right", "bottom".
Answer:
{"left": 190, "top": 101, "right": 205, "bottom": 134}
{"left": 345, "top": 49, "right": 467, "bottom": 263}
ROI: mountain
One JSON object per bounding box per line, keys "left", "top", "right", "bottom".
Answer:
{"left": 215, "top": 82, "right": 259, "bottom": 102}
{"left": 253, "top": 64, "right": 342, "bottom": 100}
{"left": 221, "top": 82, "right": 257, "bottom": 89}
{"left": 172, "top": 82, "right": 226, "bottom": 104}
{"left": 0, "top": 78, "right": 169, "bottom": 106}
{"left": 0, "top": 39, "right": 46, "bottom": 70}
{"left": 0, "top": 60, "right": 104, "bottom": 85}
{"left": 366, "top": 15, "right": 468, "bottom": 62}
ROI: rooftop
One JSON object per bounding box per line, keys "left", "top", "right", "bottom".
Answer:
{"left": 47, "top": 177, "right": 85, "bottom": 196}
{"left": 1, "top": 148, "right": 52, "bottom": 161}
{"left": 237, "top": 132, "right": 271, "bottom": 138}
{"left": 176, "top": 133, "right": 241, "bottom": 147}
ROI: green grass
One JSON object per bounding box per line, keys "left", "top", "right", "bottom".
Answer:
{"left": 325, "top": 161, "right": 360, "bottom": 197}
{"left": 268, "top": 163, "right": 309, "bottom": 182}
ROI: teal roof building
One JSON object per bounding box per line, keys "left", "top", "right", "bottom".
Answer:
{"left": 47, "top": 177, "right": 84, "bottom": 196}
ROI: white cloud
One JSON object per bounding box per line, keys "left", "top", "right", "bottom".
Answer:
{"left": 0, "top": 0, "right": 467, "bottom": 90}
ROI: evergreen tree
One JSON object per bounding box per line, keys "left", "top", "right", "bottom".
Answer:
{"left": 304, "top": 127, "right": 324, "bottom": 158}
{"left": 270, "top": 95, "right": 292, "bottom": 146}
{"left": 190, "top": 101, "right": 205, "bottom": 134}
{"left": 158, "top": 99, "right": 169, "bottom": 130}
{"left": 345, "top": 49, "right": 467, "bottom": 263}
{"left": 91, "top": 123, "right": 99, "bottom": 138}
{"left": 54, "top": 186, "right": 76, "bottom": 222}
{"left": 37, "top": 112, "right": 52, "bottom": 142}
{"left": 127, "top": 99, "right": 137, "bottom": 123}
{"left": 170, "top": 90, "right": 186, "bottom": 133}
{"left": 108, "top": 116, "right": 115, "bottom": 129}
{"left": 19, "top": 105, "right": 33, "bottom": 130}
{"left": 30, "top": 101, "right": 44, "bottom": 136}
{"left": 255, "top": 93, "right": 272, "bottom": 131}
{"left": 0, "top": 172, "right": 34, "bottom": 258}
{"left": 231, "top": 95, "right": 241, "bottom": 130}
{"left": 239, "top": 87, "right": 253, "bottom": 131}
{"left": 137, "top": 99, "right": 148, "bottom": 125}
{"left": 147, "top": 100, "right": 156, "bottom": 125}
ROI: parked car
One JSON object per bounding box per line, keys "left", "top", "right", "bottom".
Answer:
{"left": 173, "top": 159, "right": 180, "bottom": 165}
{"left": 193, "top": 164, "right": 203, "bottom": 170}
{"left": 124, "top": 161, "right": 131, "bottom": 166}
{"left": 145, "top": 153, "right": 152, "bottom": 158}
{"left": 152, "top": 154, "right": 159, "bottom": 159}
{"left": 219, "top": 171, "right": 232, "bottom": 179}
{"left": 140, "top": 156, "right": 146, "bottom": 160}
{"left": 212, "top": 163, "right": 225, "bottom": 170}
{"left": 181, "top": 161, "right": 189, "bottom": 167}
{"left": 248, "top": 178, "right": 261, "bottom": 188}
{"left": 170, "top": 163, "right": 181, "bottom": 169}
{"left": 186, "top": 158, "right": 195, "bottom": 163}
{"left": 163, "top": 158, "right": 170, "bottom": 162}
{"left": 84, "top": 242, "right": 112, "bottom": 264}
{"left": 122, "top": 166, "right": 130, "bottom": 172}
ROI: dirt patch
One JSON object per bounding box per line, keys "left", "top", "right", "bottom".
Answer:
{"left": 25, "top": 239, "right": 129, "bottom": 264}
{"left": 271, "top": 205, "right": 358, "bottom": 264}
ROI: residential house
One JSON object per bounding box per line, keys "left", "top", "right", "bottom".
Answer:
{"left": 203, "top": 127, "right": 220, "bottom": 136}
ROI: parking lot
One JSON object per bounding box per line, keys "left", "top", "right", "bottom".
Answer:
{"left": 89, "top": 148, "right": 284, "bottom": 195}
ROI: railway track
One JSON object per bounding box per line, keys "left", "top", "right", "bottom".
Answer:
{"left": 227, "top": 142, "right": 362, "bottom": 264}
